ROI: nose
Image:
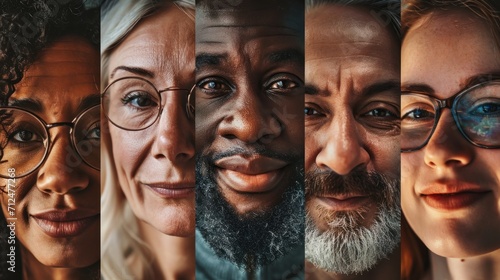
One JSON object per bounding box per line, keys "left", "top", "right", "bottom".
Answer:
{"left": 36, "top": 127, "right": 90, "bottom": 195}
{"left": 217, "top": 87, "right": 282, "bottom": 143}
{"left": 151, "top": 93, "right": 195, "bottom": 162}
{"left": 315, "top": 112, "right": 370, "bottom": 175}
{"left": 424, "top": 110, "right": 474, "bottom": 168}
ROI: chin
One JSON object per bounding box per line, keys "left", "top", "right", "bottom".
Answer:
{"left": 423, "top": 226, "right": 500, "bottom": 258}
{"left": 31, "top": 248, "right": 98, "bottom": 268}
{"left": 147, "top": 206, "right": 195, "bottom": 237}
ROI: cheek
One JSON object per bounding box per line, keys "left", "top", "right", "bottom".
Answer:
{"left": 109, "top": 126, "right": 149, "bottom": 177}
{"left": 304, "top": 132, "right": 319, "bottom": 171}
{"left": 370, "top": 136, "right": 400, "bottom": 178}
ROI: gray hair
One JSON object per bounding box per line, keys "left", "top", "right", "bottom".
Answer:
{"left": 305, "top": 0, "right": 401, "bottom": 40}
{"left": 100, "top": 1, "right": 194, "bottom": 279}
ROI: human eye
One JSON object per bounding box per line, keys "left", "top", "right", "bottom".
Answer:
{"left": 196, "top": 77, "right": 233, "bottom": 97}
{"left": 304, "top": 107, "right": 320, "bottom": 116}
{"left": 6, "top": 125, "right": 44, "bottom": 151}
{"left": 468, "top": 100, "right": 500, "bottom": 116}
{"left": 364, "top": 108, "right": 398, "bottom": 118}
{"left": 359, "top": 101, "right": 400, "bottom": 132}
{"left": 402, "top": 108, "right": 435, "bottom": 121}
{"left": 84, "top": 123, "right": 100, "bottom": 140}
{"left": 121, "top": 91, "right": 158, "bottom": 109}
{"left": 265, "top": 73, "right": 303, "bottom": 95}
{"left": 11, "top": 129, "right": 40, "bottom": 142}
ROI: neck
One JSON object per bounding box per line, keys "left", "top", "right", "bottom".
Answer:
{"left": 430, "top": 249, "right": 500, "bottom": 280}
{"left": 306, "top": 244, "right": 401, "bottom": 280}
{"left": 139, "top": 220, "right": 195, "bottom": 280}
{"left": 21, "top": 248, "right": 98, "bottom": 280}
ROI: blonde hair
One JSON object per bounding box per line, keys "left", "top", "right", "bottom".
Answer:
{"left": 100, "top": 1, "right": 194, "bottom": 279}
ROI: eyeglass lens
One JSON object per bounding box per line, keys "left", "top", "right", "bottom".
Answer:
{"left": 0, "top": 106, "right": 100, "bottom": 178}
{"left": 103, "top": 77, "right": 161, "bottom": 130}
{"left": 401, "top": 83, "right": 500, "bottom": 151}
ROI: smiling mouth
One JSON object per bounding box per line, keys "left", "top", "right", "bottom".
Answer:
{"left": 144, "top": 183, "right": 195, "bottom": 198}
{"left": 215, "top": 154, "right": 289, "bottom": 193}
{"left": 31, "top": 211, "right": 99, "bottom": 238}
{"left": 421, "top": 191, "right": 491, "bottom": 210}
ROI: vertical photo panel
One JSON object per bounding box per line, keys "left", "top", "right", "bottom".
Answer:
{"left": 194, "top": 0, "right": 306, "bottom": 279}
{"left": 401, "top": 0, "right": 500, "bottom": 279}
{"left": 0, "top": 0, "right": 101, "bottom": 279}
{"left": 304, "top": 0, "right": 401, "bottom": 279}
{"left": 100, "top": 0, "right": 195, "bottom": 279}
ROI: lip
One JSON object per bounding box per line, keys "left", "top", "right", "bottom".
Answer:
{"left": 144, "top": 182, "right": 195, "bottom": 198}
{"left": 316, "top": 194, "right": 373, "bottom": 211}
{"left": 215, "top": 155, "right": 289, "bottom": 193}
{"left": 420, "top": 181, "right": 491, "bottom": 210}
{"left": 31, "top": 210, "right": 99, "bottom": 238}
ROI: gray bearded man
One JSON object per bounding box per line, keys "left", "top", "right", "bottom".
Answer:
{"left": 304, "top": 0, "right": 401, "bottom": 279}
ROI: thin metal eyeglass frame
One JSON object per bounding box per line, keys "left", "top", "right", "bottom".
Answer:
{"left": 0, "top": 104, "right": 100, "bottom": 178}
{"left": 101, "top": 76, "right": 195, "bottom": 131}
{"left": 401, "top": 80, "right": 500, "bottom": 152}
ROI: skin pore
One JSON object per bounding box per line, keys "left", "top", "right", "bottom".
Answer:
{"left": 106, "top": 5, "right": 195, "bottom": 279}
{"left": 0, "top": 36, "right": 100, "bottom": 280}
{"left": 401, "top": 9, "right": 500, "bottom": 280}
{"left": 305, "top": 5, "right": 400, "bottom": 279}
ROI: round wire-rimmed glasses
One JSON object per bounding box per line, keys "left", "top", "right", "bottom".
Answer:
{"left": 0, "top": 105, "right": 100, "bottom": 178}
{"left": 101, "top": 76, "right": 195, "bottom": 131}
{"left": 401, "top": 80, "right": 500, "bottom": 152}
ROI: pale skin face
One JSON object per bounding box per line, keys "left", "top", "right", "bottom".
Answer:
{"left": 107, "top": 5, "right": 195, "bottom": 236}
{"left": 0, "top": 36, "right": 100, "bottom": 268}
{"left": 401, "top": 9, "right": 500, "bottom": 258}
{"left": 305, "top": 5, "right": 400, "bottom": 231}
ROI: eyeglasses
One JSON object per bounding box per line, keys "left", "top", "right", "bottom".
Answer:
{"left": 102, "top": 77, "right": 195, "bottom": 131}
{"left": 401, "top": 80, "right": 500, "bottom": 152}
{"left": 0, "top": 105, "right": 100, "bottom": 178}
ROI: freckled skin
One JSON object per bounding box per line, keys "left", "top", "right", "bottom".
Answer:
{"left": 402, "top": 9, "right": 500, "bottom": 257}
{"left": 195, "top": 1, "right": 304, "bottom": 214}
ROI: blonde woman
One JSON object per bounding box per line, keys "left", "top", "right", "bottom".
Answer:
{"left": 101, "top": 0, "right": 195, "bottom": 279}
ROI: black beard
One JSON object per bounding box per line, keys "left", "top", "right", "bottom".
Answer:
{"left": 196, "top": 150, "right": 305, "bottom": 269}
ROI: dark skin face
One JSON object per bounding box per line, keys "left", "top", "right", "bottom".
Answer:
{"left": 195, "top": 2, "right": 304, "bottom": 214}
{"left": 0, "top": 36, "right": 100, "bottom": 273}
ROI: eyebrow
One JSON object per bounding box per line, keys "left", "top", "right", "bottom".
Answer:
{"left": 8, "top": 98, "right": 43, "bottom": 112}
{"left": 195, "top": 53, "right": 227, "bottom": 70}
{"left": 7, "top": 94, "right": 100, "bottom": 115}
{"left": 402, "top": 72, "right": 500, "bottom": 94}
{"left": 305, "top": 80, "right": 400, "bottom": 97}
{"left": 110, "top": 66, "right": 154, "bottom": 80}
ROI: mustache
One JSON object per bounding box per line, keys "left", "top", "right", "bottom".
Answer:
{"left": 208, "top": 146, "right": 301, "bottom": 163}
{"left": 305, "top": 168, "right": 399, "bottom": 208}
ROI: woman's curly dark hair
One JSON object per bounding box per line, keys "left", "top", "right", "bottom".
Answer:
{"left": 0, "top": 0, "right": 100, "bottom": 105}
{"left": 0, "top": 1, "right": 99, "bottom": 279}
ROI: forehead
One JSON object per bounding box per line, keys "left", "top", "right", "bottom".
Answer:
{"left": 196, "top": 5, "right": 303, "bottom": 55}
{"left": 306, "top": 5, "right": 399, "bottom": 93}
{"left": 402, "top": 9, "right": 500, "bottom": 97}
{"left": 108, "top": 5, "right": 194, "bottom": 80}
{"left": 11, "top": 36, "right": 99, "bottom": 117}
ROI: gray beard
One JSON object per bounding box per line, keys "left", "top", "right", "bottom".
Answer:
{"left": 196, "top": 156, "right": 305, "bottom": 269}
{"left": 305, "top": 180, "right": 401, "bottom": 274}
